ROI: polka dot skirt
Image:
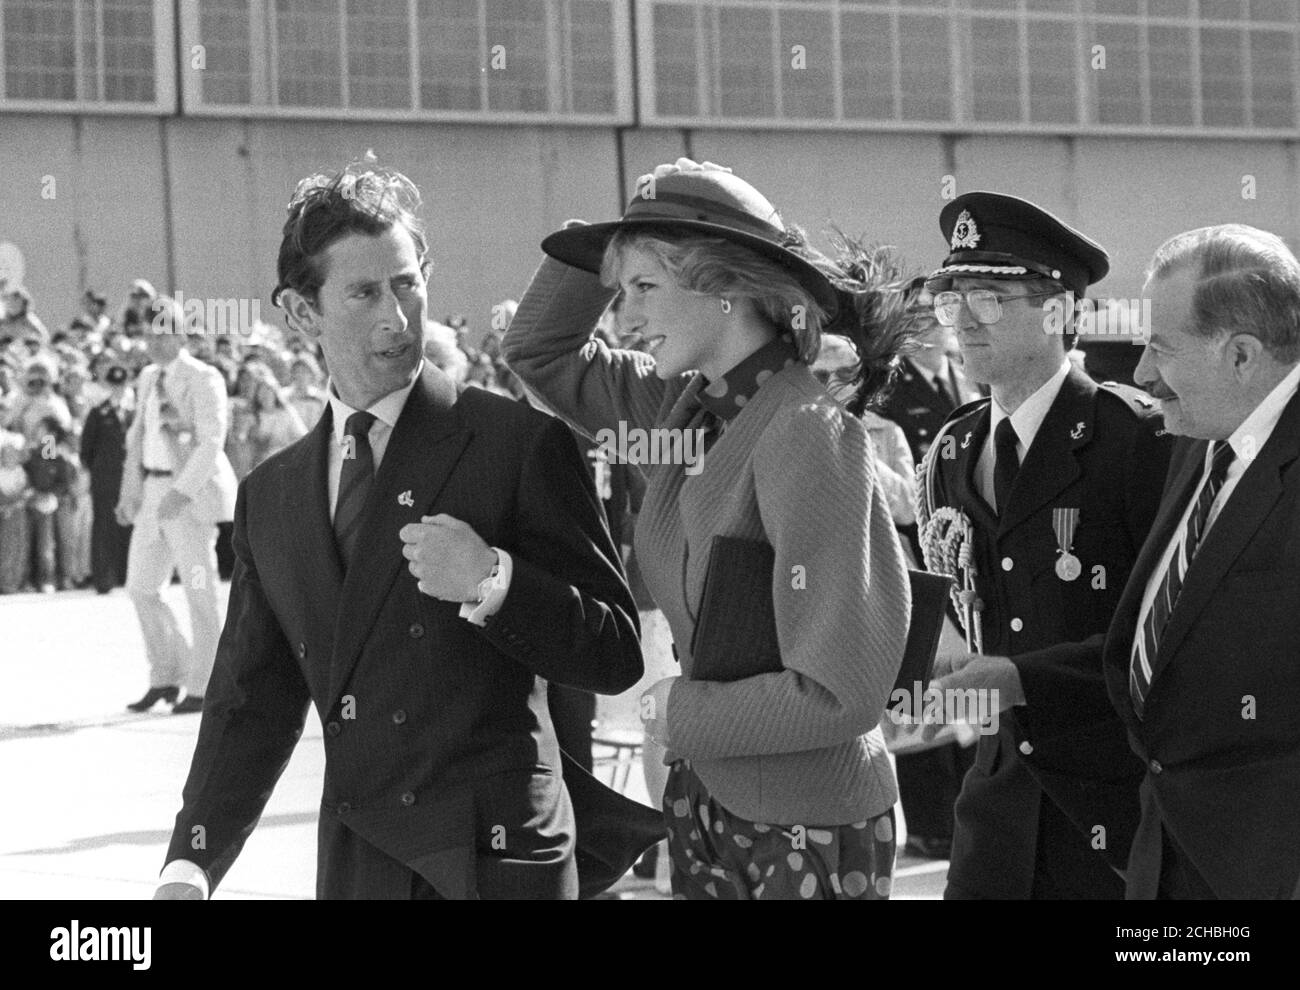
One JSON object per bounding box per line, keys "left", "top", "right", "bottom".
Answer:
{"left": 663, "top": 760, "right": 897, "bottom": 901}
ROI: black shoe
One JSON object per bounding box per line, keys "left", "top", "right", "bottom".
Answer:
{"left": 172, "top": 695, "right": 205, "bottom": 715}
{"left": 127, "top": 686, "right": 180, "bottom": 712}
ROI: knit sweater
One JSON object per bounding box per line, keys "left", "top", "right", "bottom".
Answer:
{"left": 504, "top": 258, "right": 909, "bottom": 825}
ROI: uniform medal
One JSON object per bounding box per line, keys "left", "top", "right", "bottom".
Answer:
{"left": 1053, "top": 507, "right": 1081, "bottom": 581}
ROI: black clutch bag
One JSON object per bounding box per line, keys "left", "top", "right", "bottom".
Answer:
{"left": 688, "top": 536, "right": 952, "bottom": 697}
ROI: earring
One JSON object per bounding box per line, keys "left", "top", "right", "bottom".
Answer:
{"left": 720, "top": 298, "right": 732, "bottom": 314}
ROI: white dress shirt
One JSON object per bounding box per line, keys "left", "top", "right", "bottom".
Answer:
{"left": 142, "top": 354, "right": 184, "bottom": 472}
{"left": 157, "top": 361, "right": 514, "bottom": 898}
{"left": 1133, "top": 360, "right": 1300, "bottom": 649}
{"left": 976, "top": 358, "right": 1071, "bottom": 510}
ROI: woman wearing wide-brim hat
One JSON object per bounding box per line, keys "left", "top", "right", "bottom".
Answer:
{"left": 504, "top": 159, "right": 912, "bottom": 900}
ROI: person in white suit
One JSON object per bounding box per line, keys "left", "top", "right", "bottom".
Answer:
{"left": 117, "top": 298, "right": 237, "bottom": 714}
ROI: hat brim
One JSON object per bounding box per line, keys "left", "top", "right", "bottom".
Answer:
{"left": 542, "top": 218, "right": 841, "bottom": 321}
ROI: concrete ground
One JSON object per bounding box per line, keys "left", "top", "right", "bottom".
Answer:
{"left": 0, "top": 583, "right": 947, "bottom": 899}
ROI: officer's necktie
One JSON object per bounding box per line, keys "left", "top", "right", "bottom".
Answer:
{"left": 992, "top": 417, "right": 1019, "bottom": 515}
{"left": 1129, "top": 440, "right": 1235, "bottom": 718}
{"left": 333, "top": 410, "right": 377, "bottom": 568}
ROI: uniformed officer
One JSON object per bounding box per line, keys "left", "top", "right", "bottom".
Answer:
{"left": 881, "top": 276, "right": 982, "bottom": 465}
{"left": 916, "top": 192, "right": 1174, "bottom": 899}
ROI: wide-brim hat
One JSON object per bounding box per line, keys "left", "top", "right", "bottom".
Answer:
{"left": 541, "top": 163, "right": 840, "bottom": 320}
{"left": 926, "top": 191, "right": 1109, "bottom": 298}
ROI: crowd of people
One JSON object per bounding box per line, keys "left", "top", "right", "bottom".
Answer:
{"left": 0, "top": 277, "right": 526, "bottom": 596}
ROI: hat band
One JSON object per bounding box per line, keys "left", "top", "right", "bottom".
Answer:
{"left": 623, "top": 190, "right": 785, "bottom": 242}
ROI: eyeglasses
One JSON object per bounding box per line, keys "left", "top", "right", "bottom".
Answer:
{"left": 932, "top": 289, "right": 1064, "bottom": 327}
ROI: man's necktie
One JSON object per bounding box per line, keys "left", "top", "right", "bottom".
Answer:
{"left": 1129, "top": 440, "right": 1235, "bottom": 718}
{"left": 993, "top": 418, "right": 1019, "bottom": 515}
{"left": 333, "top": 410, "right": 376, "bottom": 567}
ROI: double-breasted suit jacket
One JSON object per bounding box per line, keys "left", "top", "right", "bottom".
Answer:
{"left": 919, "top": 366, "right": 1173, "bottom": 898}
{"left": 165, "top": 364, "right": 651, "bottom": 899}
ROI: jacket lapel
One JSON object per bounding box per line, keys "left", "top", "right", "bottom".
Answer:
{"left": 998, "top": 368, "right": 1089, "bottom": 535}
{"left": 951, "top": 406, "right": 996, "bottom": 530}
{"left": 328, "top": 365, "right": 473, "bottom": 705}
{"left": 291, "top": 406, "right": 345, "bottom": 617}
{"left": 1150, "top": 389, "right": 1300, "bottom": 677}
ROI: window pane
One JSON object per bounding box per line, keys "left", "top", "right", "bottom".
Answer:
{"left": 898, "top": 13, "right": 950, "bottom": 121}
{"left": 1248, "top": 0, "right": 1295, "bottom": 22}
{"left": 484, "top": 0, "right": 548, "bottom": 112}
{"left": 1025, "top": 0, "right": 1077, "bottom": 13}
{"left": 717, "top": 6, "right": 775, "bottom": 117}
{"left": 418, "top": 0, "right": 480, "bottom": 111}
{"left": 778, "top": 8, "right": 834, "bottom": 119}
{"left": 102, "top": 0, "right": 155, "bottom": 102}
{"left": 1147, "top": 0, "right": 1192, "bottom": 18}
{"left": 1199, "top": 0, "right": 1244, "bottom": 21}
{"left": 1200, "top": 26, "right": 1245, "bottom": 126}
{"left": 1250, "top": 29, "right": 1295, "bottom": 126}
{"left": 199, "top": 0, "right": 252, "bottom": 105}
{"left": 275, "top": 0, "right": 342, "bottom": 107}
{"left": 568, "top": 0, "right": 615, "bottom": 114}
{"left": 970, "top": 16, "right": 1022, "bottom": 122}
{"left": 840, "top": 10, "right": 894, "bottom": 120}
{"left": 651, "top": 2, "right": 698, "bottom": 116}
{"left": 1027, "top": 19, "right": 1077, "bottom": 122}
{"left": 1091, "top": 21, "right": 1144, "bottom": 123}
{"left": 1094, "top": 0, "right": 1143, "bottom": 15}
{"left": 345, "top": 0, "right": 409, "bottom": 109}
{"left": 1147, "top": 24, "right": 1193, "bottom": 124}
{"left": 4, "top": 0, "right": 78, "bottom": 101}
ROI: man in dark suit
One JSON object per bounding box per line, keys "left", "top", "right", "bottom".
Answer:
{"left": 916, "top": 193, "right": 1173, "bottom": 899}
{"left": 79, "top": 363, "right": 135, "bottom": 592}
{"left": 1098, "top": 224, "right": 1300, "bottom": 899}
{"left": 154, "top": 166, "right": 652, "bottom": 900}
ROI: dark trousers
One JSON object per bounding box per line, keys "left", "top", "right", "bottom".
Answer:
{"left": 27, "top": 505, "right": 56, "bottom": 587}
{"left": 215, "top": 521, "right": 235, "bottom": 581}
{"left": 896, "top": 742, "right": 976, "bottom": 840}
{"left": 90, "top": 496, "right": 132, "bottom": 592}
{"left": 547, "top": 683, "right": 596, "bottom": 774}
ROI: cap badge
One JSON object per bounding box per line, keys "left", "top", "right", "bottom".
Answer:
{"left": 951, "top": 209, "right": 981, "bottom": 250}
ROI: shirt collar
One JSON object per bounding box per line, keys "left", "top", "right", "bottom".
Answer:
{"left": 328, "top": 360, "right": 424, "bottom": 445}
{"left": 1227, "top": 359, "right": 1300, "bottom": 465}
{"left": 698, "top": 335, "right": 800, "bottom": 422}
{"left": 990, "top": 358, "right": 1071, "bottom": 451}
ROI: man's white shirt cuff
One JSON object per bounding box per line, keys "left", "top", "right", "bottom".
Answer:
{"left": 158, "top": 859, "right": 210, "bottom": 898}
{"left": 459, "top": 548, "right": 513, "bottom": 626}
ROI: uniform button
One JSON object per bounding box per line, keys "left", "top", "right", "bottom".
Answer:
{"left": 326, "top": 721, "right": 341, "bottom": 737}
{"left": 1019, "top": 741, "right": 1033, "bottom": 755}
{"left": 1149, "top": 759, "right": 1163, "bottom": 774}
{"left": 408, "top": 623, "right": 424, "bottom": 639}
{"left": 1010, "top": 617, "right": 1023, "bottom": 632}
{"left": 1001, "top": 557, "right": 1013, "bottom": 571}
{"left": 391, "top": 709, "right": 407, "bottom": 725}
{"left": 918, "top": 427, "right": 929, "bottom": 437}
{"left": 400, "top": 791, "right": 416, "bottom": 806}
{"left": 337, "top": 802, "right": 351, "bottom": 815}
{"left": 297, "top": 642, "right": 306, "bottom": 659}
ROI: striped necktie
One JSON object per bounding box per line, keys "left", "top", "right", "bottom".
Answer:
{"left": 1129, "top": 440, "right": 1235, "bottom": 718}
{"left": 334, "top": 410, "right": 377, "bottom": 568}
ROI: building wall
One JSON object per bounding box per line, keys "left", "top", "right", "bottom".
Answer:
{"left": 2, "top": 112, "right": 1298, "bottom": 337}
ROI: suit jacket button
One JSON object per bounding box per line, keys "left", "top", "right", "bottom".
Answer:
{"left": 337, "top": 802, "right": 351, "bottom": 815}
{"left": 392, "top": 709, "right": 407, "bottom": 725}
{"left": 1149, "top": 759, "right": 1163, "bottom": 774}
{"left": 1001, "top": 557, "right": 1013, "bottom": 571}
{"left": 326, "top": 721, "right": 341, "bottom": 737}
{"left": 297, "top": 642, "right": 307, "bottom": 659}
{"left": 400, "top": 791, "right": 416, "bottom": 806}
{"left": 1010, "top": 617, "right": 1023, "bottom": 632}
{"left": 1019, "top": 740, "right": 1033, "bottom": 755}
{"left": 409, "top": 623, "right": 424, "bottom": 638}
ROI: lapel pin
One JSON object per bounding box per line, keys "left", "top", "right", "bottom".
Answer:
{"left": 1155, "top": 428, "right": 1168, "bottom": 437}
{"left": 397, "top": 490, "right": 414, "bottom": 507}
{"left": 1070, "top": 421, "right": 1085, "bottom": 440}
{"left": 961, "top": 431, "right": 973, "bottom": 449}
